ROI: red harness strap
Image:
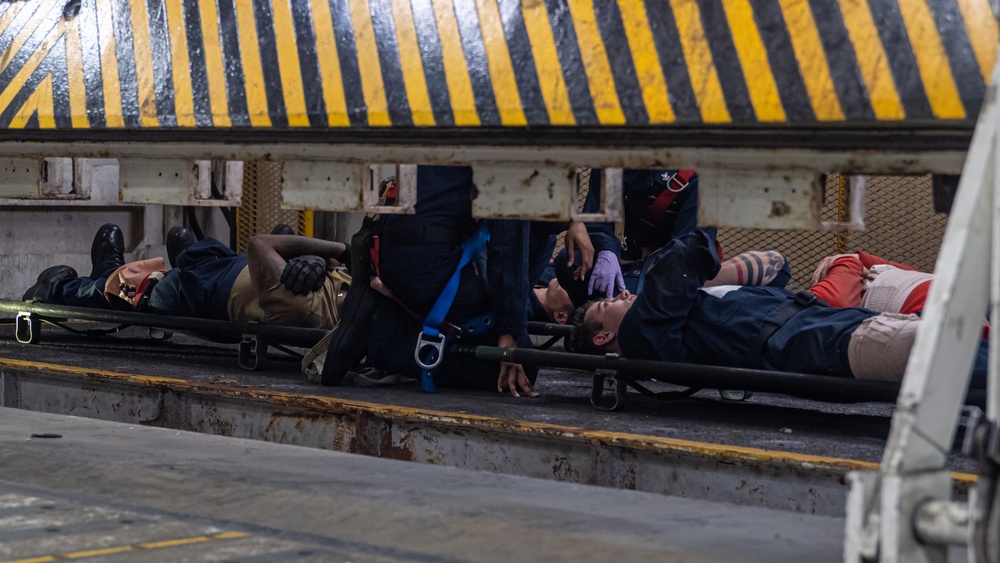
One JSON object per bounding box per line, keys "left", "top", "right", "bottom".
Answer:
{"left": 646, "top": 170, "right": 696, "bottom": 224}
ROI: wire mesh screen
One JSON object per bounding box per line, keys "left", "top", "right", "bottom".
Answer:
{"left": 235, "top": 160, "right": 305, "bottom": 253}
{"left": 718, "top": 175, "right": 947, "bottom": 290}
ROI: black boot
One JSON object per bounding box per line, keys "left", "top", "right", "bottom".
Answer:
{"left": 270, "top": 223, "right": 295, "bottom": 235}
{"left": 90, "top": 224, "right": 125, "bottom": 278}
{"left": 320, "top": 217, "right": 381, "bottom": 385}
{"left": 166, "top": 226, "right": 198, "bottom": 268}
{"left": 23, "top": 265, "right": 78, "bottom": 303}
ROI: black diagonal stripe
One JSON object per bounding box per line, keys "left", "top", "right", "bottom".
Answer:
{"left": 23, "top": 110, "right": 39, "bottom": 128}
{"left": 288, "top": 0, "right": 327, "bottom": 127}
{"left": 111, "top": 0, "right": 142, "bottom": 127}
{"left": 367, "top": 0, "right": 412, "bottom": 125}
{"left": 408, "top": 0, "right": 453, "bottom": 126}
{"left": 593, "top": 1, "right": 647, "bottom": 124}
{"left": 737, "top": 254, "right": 754, "bottom": 284}
{"left": 749, "top": 251, "right": 765, "bottom": 284}
{"left": 866, "top": 0, "right": 932, "bottom": 119}
{"left": 145, "top": 0, "right": 176, "bottom": 126}
{"left": 0, "top": 0, "right": 45, "bottom": 58}
{"left": 328, "top": 0, "right": 366, "bottom": 126}
{"left": 0, "top": 3, "right": 61, "bottom": 94}
{"left": 251, "top": 0, "right": 288, "bottom": 127}
{"left": 807, "top": 0, "right": 874, "bottom": 121}
{"left": 181, "top": 0, "right": 213, "bottom": 127}
{"left": 698, "top": 0, "right": 756, "bottom": 122}
{"left": 216, "top": 0, "right": 250, "bottom": 126}
{"left": 47, "top": 37, "right": 71, "bottom": 128}
{"left": 0, "top": 2, "right": 11, "bottom": 19}
{"left": 642, "top": 0, "right": 699, "bottom": 122}
{"left": 452, "top": 0, "right": 501, "bottom": 125}
{"left": 496, "top": 0, "right": 548, "bottom": 125}
{"left": 928, "top": 0, "right": 985, "bottom": 118}
{"left": 0, "top": 36, "right": 69, "bottom": 128}
{"left": 751, "top": 0, "right": 815, "bottom": 122}
{"left": 543, "top": 0, "right": 598, "bottom": 125}
{"left": 77, "top": 0, "right": 106, "bottom": 128}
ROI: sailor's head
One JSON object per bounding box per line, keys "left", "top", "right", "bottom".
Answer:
{"left": 103, "top": 257, "right": 167, "bottom": 307}
{"left": 543, "top": 277, "right": 575, "bottom": 324}
{"left": 569, "top": 290, "right": 636, "bottom": 354}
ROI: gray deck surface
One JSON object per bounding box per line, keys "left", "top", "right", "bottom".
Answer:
{"left": 0, "top": 406, "right": 847, "bottom": 562}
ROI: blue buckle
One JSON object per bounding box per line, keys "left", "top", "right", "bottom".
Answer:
{"left": 414, "top": 331, "right": 446, "bottom": 370}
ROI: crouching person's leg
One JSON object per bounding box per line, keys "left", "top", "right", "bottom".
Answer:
{"left": 847, "top": 313, "right": 920, "bottom": 381}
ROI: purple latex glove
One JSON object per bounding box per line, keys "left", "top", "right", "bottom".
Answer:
{"left": 588, "top": 250, "right": 625, "bottom": 298}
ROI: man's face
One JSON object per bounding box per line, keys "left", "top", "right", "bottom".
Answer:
{"left": 544, "top": 278, "right": 575, "bottom": 324}
{"left": 584, "top": 290, "right": 636, "bottom": 346}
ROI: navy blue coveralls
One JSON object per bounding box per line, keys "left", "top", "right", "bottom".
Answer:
{"left": 366, "top": 166, "right": 537, "bottom": 390}
{"left": 555, "top": 169, "right": 700, "bottom": 306}
{"left": 617, "top": 229, "right": 989, "bottom": 388}
{"left": 51, "top": 237, "right": 245, "bottom": 321}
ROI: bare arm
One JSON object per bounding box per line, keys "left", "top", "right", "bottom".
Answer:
{"left": 246, "top": 234, "right": 348, "bottom": 296}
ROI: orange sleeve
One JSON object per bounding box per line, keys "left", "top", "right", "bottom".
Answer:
{"left": 856, "top": 250, "right": 919, "bottom": 272}
{"left": 810, "top": 256, "right": 866, "bottom": 308}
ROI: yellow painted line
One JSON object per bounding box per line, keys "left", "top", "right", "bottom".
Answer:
{"left": 269, "top": 0, "right": 310, "bottom": 127}
{"left": 349, "top": 0, "right": 391, "bottom": 126}
{"left": 957, "top": 0, "right": 998, "bottom": 83}
{"left": 566, "top": 0, "right": 626, "bottom": 124}
{"left": 0, "top": 532, "right": 248, "bottom": 563}
{"left": 234, "top": 0, "right": 272, "bottom": 126}
{"left": 95, "top": 0, "right": 124, "bottom": 128}
{"left": 127, "top": 0, "right": 159, "bottom": 126}
{"left": 197, "top": 0, "right": 232, "bottom": 126}
{"left": 164, "top": 0, "right": 196, "bottom": 127}
{"left": 8, "top": 74, "right": 54, "bottom": 129}
{"left": 617, "top": 0, "right": 674, "bottom": 123}
{"left": 2, "top": 356, "right": 979, "bottom": 484}
{"left": 837, "top": 0, "right": 904, "bottom": 119}
{"left": 898, "top": 0, "right": 964, "bottom": 119}
{"left": 777, "top": 0, "right": 844, "bottom": 121}
{"left": 308, "top": 0, "right": 349, "bottom": 126}
{"left": 303, "top": 210, "right": 314, "bottom": 237}
{"left": 390, "top": 0, "right": 436, "bottom": 125}
{"left": 430, "top": 0, "right": 480, "bottom": 125}
{"left": 62, "top": 19, "right": 90, "bottom": 128}
{"left": 668, "top": 0, "right": 730, "bottom": 123}
{"left": 474, "top": 0, "right": 527, "bottom": 125}
{"left": 0, "top": 0, "right": 58, "bottom": 74}
{"left": 720, "top": 0, "right": 786, "bottom": 121}
{"left": 0, "top": 29, "right": 55, "bottom": 120}
{"left": 521, "top": 0, "right": 574, "bottom": 125}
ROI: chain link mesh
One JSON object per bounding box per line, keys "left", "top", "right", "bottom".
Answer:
{"left": 235, "top": 160, "right": 306, "bottom": 253}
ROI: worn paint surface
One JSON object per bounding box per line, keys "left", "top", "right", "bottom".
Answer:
{"left": 0, "top": 0, "right": 994, "bottom": 132}
{"left": 0, "top": 358, "right": 977, "bottom": 516}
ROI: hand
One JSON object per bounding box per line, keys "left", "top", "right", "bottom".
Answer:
{"left": 810, "top": 253, "right": 860, "bottom": 287}
{"left": 496, "top": 334, "right": 539, "bottom": 398}
{"left": 280, "top": 255, "right": 327, "bottom": 295}
{"left": 588, "top": 250, "right": 625, "bottom": 298}
{"left": 564, "top": 221, "right": 594, "bottom": 276}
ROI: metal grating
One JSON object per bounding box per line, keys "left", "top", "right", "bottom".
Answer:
{"left": 718, "top": 175, "right": 947, "bottom": 290}
{"left": 235, "top": 160, "right": 305, "bottom": 253}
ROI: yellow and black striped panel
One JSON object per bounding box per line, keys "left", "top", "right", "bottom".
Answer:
{"left": 0, "top": 0, "right": 996, "bottom": 131}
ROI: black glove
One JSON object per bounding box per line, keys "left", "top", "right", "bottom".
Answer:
{"left": 281, "top": 255, "right": 327, "bottom": 295}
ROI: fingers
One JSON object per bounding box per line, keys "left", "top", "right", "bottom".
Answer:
{"left": 615, "top": 272, "right": 626, "bottom": 293}
{"left": 497, "top": 362, "right": 538, "bottom": 398}
{"left": 565, "top": 238, "right": 576, "bottom": 267}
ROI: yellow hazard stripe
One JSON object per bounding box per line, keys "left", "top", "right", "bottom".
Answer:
{"left": 618, "top": 0, "right": 674, "bottom": 124}
{"left": 0, "top": 532, "right": 248, "bottom": 563}
{"left": 391, "top": 0, "right": 436, "bottom": 126}
{"left": 521, "top": 0, "right": 575, "bottom": 125}
{"left": 349, "top": 0, "right": 391, "bottom": 126}
{"left": 777, "top": 0, "right": 844, "bottom": 121}
{"left": 898, "top": 1, "right": 964, "bottom": 119}
{"left": 234, "top": 0, "right": 271, "bottom": 127}
{"left": 269, "top": 0, "right": 310, "bottom": 127}
{"left": 9, "top": 75, "right": 54, "bottom": 128}
{"left": 0, "top": 0, "right": 57, "bottom": 74}
{"left": 127, "top": 0, "right": 159, "bottom": 126}
{"left": 669, "top": 0, "right": 730, "bottom": 123}
{"left": 308, "top": 0, "right": 349, "bottom": 127}
{"left": 431, "top": 0, "right": 480, "bottom": 126}
{"left": 197, "top": 0, "right": 232, "bottom": 127}
{"left": 567, "top": 0, "right": 626, "bottom": 125}
{"left": 958, "top": 0, "right": 999, "bottom": 83}
{"left": 838, "top": 0, "right": 905, "bottom": 120}
{"left": 164, "top": 0, "right": 196, "bottom": 127}
{"left": 62, "top": 18, "right": 90, "bottom": 129}
{"left": 475, "top": 0, "right": 528, "bottom": 126}
{"left": 95, "top": 1, "right": 125, "bottom": 128}
{"left": 722, "top": 0, "right": 786, "bottom": 121}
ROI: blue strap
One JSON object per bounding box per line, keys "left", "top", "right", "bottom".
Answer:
{"left": 416, "top": 224, "right": 491, "bottom": 393}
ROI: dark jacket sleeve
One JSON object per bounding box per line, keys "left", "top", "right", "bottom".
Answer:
{"left": 581, "top": 169, "right": 622, "bottom": 256}
{"left": 486, "top": 219, "right": 531, "bottom": 346}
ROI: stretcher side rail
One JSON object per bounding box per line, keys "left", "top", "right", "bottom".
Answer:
{"left": 0, "top": 299, "right": 328, "bottom": 371}
{"left": 452, "top": 345, "right": 987, "bottom": 412}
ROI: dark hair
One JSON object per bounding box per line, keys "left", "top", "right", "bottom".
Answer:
{"left": 554, "top": 249, "right": 594, "bottom": 308}
{"left": 568, "top": 300, "right": 615, "bottom": 355}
